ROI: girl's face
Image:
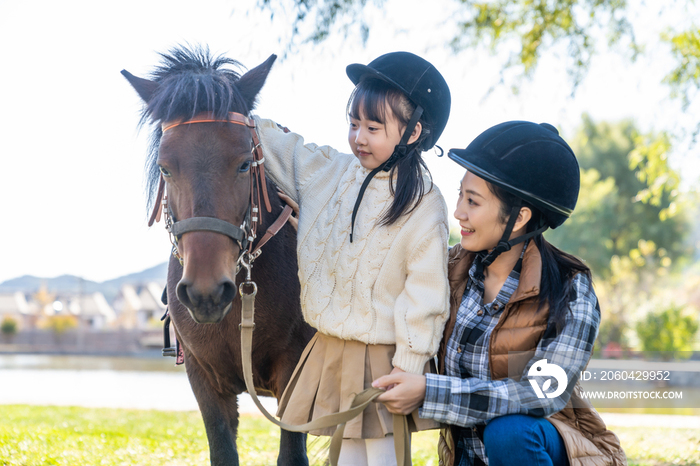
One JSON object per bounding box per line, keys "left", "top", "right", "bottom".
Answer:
{"left": 347, "top": 102, "right": 420, "bottom": 170}
{"left": 454, "top": 171, "right": 509, "bottom": 252}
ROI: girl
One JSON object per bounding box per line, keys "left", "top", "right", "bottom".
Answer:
{"left": 255, "top": 51, "right": 452, "bottom": 465}
{"left": 373, "top": 121, "right": 626, "bottom": 465}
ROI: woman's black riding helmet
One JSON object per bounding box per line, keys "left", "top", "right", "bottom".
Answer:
{"left": 449, "top": 120, "right": 580, "bottom": 228}
{"left": 448, "top": 120, "right": 580, "bottom": 274}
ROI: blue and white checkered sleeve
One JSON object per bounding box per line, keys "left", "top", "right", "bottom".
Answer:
{"left": 420, "top": 274, "right": 600, "bottom": 426}
{"left": 421, "top": 373, "right": 512, "bottom": 427}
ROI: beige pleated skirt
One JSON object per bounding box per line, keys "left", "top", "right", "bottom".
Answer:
{"left": 276, "top": 332, "right": 440, "bottom": 438}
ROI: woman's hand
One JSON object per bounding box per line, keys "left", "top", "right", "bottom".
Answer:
{"left": 277, "top": 189, "right": 299, "bottom": 230}
{"left": 372, "top": 368, "right": 427, "bottom": 415}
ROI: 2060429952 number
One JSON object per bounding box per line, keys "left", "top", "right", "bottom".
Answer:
{"left": 599, "top": 370, "right": 671, "bottom": 381}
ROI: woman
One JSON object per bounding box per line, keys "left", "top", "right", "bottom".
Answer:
{"left": 371, "top": 121, "right": 627, "bottom": 465}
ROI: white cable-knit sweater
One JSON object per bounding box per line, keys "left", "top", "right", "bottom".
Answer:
{"left": 255, "top": 117, "right": 450, "bottom": 374}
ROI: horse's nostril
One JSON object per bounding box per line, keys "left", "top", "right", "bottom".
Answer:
{"left": 220, "top": 280, "right": 236, "bottom": 306}
{"left": 176, "top": 280, "right": 197, "bottom": 309}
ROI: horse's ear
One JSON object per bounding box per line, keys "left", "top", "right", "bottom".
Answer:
{"left": 121, "top": 69, "right": 158, "bottom": 103}
{"left": 236, "top": 54, "right": 277, "bottom": 112}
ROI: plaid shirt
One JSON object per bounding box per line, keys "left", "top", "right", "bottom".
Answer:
{"left": 420, "top": 243, "right": 600, "bottom": 465}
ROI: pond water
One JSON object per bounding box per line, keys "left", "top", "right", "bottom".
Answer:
{"left": 2, "top": 354, "right": 699, "bottom": 421}
{"left": 0, "top": 353, "right": 184, "bottom": 372}
{"left": 0, "top": 354, "right": 277, "bottom": 414}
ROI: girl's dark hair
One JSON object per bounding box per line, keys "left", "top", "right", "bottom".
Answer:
{"left": 487, "top": 183, "right": 594, "bottom": 331}
{"left": 347, "top": 78, "right": 433, "bottom": 226}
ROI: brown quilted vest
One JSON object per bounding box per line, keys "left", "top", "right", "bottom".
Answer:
{"left": 437, "top": 244, "right": 627, "bottom": 466}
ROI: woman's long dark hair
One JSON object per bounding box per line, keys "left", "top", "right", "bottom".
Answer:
{"left": 488, "top": 183, "right": 594, "bottom": 330}
{"left": 347, "top": 79, "right": 433, "bottom": 226}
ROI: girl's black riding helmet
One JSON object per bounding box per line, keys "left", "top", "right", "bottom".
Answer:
{"left": 346, "top": 51, "right": 451, "bottom": 151}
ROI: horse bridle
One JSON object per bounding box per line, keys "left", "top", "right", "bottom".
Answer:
{"left": 148, "top": 112, "right": 292, "bottom": 281}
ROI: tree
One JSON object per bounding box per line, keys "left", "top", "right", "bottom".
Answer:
{"left": 636, "top": 304, "right": 699, "bottom": 359}
{"left": 540, "top": 115, "right": 693, "bottom": 353}
{"left": 545, "top": 115, "right": 689, "bottom": 276}
{"left": 1, "top": 317, "right": 18, "bottom": 339}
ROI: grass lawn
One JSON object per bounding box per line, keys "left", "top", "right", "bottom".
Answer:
{"left": 0, "top": 405, "right": 698, "bottom": 465}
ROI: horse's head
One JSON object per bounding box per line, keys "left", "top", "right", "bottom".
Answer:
{"left": 122, "top": 46, "right": 276, "bottom": 324}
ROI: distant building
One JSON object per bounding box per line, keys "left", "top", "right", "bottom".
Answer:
{"left": 113, "top": 283, "right": 166, "bottom": 329}
{"left": 65, "top": 292, "right": 116, "bottom": 329}
{"left": 0, "top": 292, "right": 38, "bottom": 329}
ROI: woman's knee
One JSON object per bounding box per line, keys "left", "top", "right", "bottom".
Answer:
{"left": 482, "top": 414, "right": 568, "bottom": 466}
{"left": 483, "top": 414, "right": 540, "bottom": 449}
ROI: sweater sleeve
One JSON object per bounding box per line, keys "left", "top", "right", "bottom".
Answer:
{"left": 253, "top": 117, "right": 342, "bottom": 202}
{"left": 392, "top": 196, "right": 451, "bottom": 374}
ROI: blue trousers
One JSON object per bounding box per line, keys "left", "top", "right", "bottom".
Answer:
{"left": 482, "top": 414, "right": 569, "bottom": 466}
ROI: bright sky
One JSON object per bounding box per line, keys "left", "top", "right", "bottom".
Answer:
{"left": 0, "top": 0, "right": 697, "bottom": 284}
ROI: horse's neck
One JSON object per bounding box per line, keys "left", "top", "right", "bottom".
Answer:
{"left": 248, "top": 180, "right": 298, "bottom": 295}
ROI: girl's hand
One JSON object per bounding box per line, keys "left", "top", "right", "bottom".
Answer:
{"left": 372, "top": 370, "right": 426, "bottom": 415}
{"left": 277, "top": 189, "right": 299, "bottom": 230}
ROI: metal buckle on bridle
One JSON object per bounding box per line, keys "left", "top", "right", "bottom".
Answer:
{"left": 237, "top": 251, "right": 252, "bottom": 281}
{"left": 163, "top": 197, "right": 184, "bottom": 266}
{"left": 238, "top": 251, "right": 257, "bottom": 297}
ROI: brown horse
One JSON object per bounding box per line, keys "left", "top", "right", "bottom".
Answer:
{"left": 122, "top": 46, "right": 315, "bottom": 466}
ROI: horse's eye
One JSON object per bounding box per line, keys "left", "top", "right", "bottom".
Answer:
{"left": 239, "top": 161, "right": 252, "bottom": 173}
{"left": 159, "top": 166, "right": 172, "bottom": 178}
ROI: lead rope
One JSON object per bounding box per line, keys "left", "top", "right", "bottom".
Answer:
{"left": 238, "top": 281, "right": 410, "bottom": 466}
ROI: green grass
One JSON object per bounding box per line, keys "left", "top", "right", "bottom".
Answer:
{"left": 0, "top": 405, "right": 698, "bottom": 465}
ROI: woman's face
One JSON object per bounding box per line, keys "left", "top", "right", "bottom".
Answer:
{"left": 454, "top": 171, "right": 508, "bottom": 252}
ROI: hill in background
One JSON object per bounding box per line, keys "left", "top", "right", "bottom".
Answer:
{"left": 0, "top": 262, "right": 168, "bottom": 302}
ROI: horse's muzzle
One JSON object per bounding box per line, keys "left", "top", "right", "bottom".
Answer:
{"left": 176, "top": 278, "right": 236, "bottom": 324}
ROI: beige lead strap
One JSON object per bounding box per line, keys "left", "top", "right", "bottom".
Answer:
{"left": 239, "top": 288, "right": 411, "bottom": 466}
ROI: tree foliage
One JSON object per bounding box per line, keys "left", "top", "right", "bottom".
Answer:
{"left": 256, "top": 0, "right": 378, "bottom": 49}
{"left": 41, "top": 315, "right": 78, "bottom": 335}
{"left": 545, "top": 115, "right": 689, "bottom": 276}
{"left": 543, "top": 115, "right": 694, "bottom": 352}
{"left": 1, "top": 317, "right": 18, "bottom": 336}
{"left": 448, "top": 0, "right": 636, "bottom": 89}
{"left": 664, "top": 28, "right": 700, "bottom": 110}
{"left": 636, "top": 304, "right": 699, "bottom": 358}
{"left": 255, "top": 0, "right": 697, "bottom": 102}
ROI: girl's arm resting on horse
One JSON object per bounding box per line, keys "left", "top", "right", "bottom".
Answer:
{"left": 419, "top": 273, "right": 600, "bottom": 428}
{"left": 391, "top": 196, "right": 451, "bottom": 375}
{"left": 277, "top": 190, "right": 299, "bottom": 230}
{"left": 254, "top": 116, "right": 341, "bottom": 201}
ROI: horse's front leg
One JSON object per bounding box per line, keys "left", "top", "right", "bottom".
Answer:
{"left": 278, "top": 429, "right": 308, "bottom": 466}
{"left": 273, "top": 347, "right": 311, "bottom": 466}
{"left": 186, "top": 357, "right": 240, "bottom": 466}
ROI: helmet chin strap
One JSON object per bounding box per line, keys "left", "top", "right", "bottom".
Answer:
{"left": 349, "top": 105, "right": 424, "bottom": 243}
{"left": 473, "top": 199, "right": 549, "bottom": 281}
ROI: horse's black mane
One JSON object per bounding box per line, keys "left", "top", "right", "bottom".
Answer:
{"left": 141, "top": 45, "right": 253, "bottom": 212}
